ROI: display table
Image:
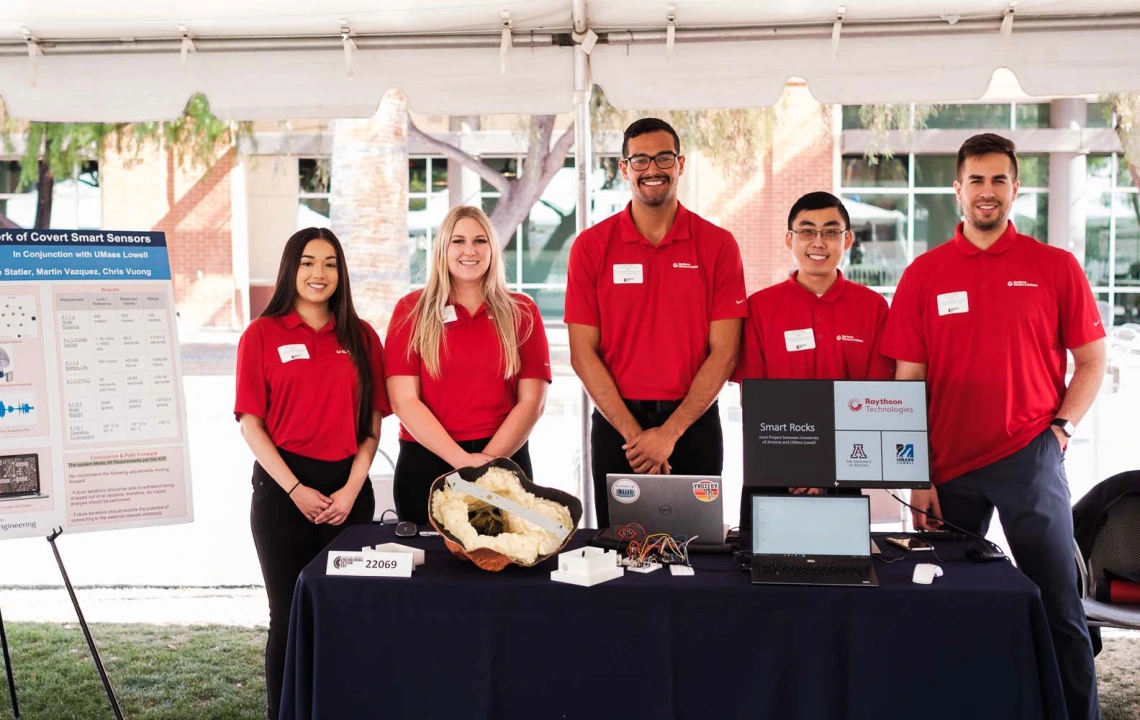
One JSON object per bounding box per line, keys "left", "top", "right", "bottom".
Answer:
{"left": 280, "top": 525, "right": 1065, "bottom": 720}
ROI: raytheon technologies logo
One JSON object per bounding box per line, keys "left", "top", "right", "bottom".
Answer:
{"left": 848, "top": 396, "right": 914, "bottom": 415}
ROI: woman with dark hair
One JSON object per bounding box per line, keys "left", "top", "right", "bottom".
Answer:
{"left": 234, "top": 227, "right": 390, "bottom": 720}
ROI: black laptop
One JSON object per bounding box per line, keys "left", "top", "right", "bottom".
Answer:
{"left": 0, "top": 453, "right": 41, "bottom": 500}
{"left": 749, "top": 494, "right": 878, "bottom": 587}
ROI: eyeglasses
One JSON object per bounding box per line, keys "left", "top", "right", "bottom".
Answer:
{"left": 788, "top": 228, "right": 848, "bottom": 240}
{"left": 623, "top": 152, "right": 680, "bottom": 171}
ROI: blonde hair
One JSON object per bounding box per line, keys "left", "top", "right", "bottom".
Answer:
{"left": 405, "top": 206, "right": 533, "bottom": 378}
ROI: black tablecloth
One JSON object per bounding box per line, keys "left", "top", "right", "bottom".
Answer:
{"left": 281, "top": 526, "right": 1065, "bottom": 720}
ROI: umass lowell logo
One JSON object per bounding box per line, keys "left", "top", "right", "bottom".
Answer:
{"left": 896, "top": 444, "right": 915, "bottom": 465}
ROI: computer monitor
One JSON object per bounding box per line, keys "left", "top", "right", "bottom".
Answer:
{"left": 742, "top": 379, "right": 931, "bottom": 490}
{"left": 751, "top": 494, "right": 871, "bottom": 558}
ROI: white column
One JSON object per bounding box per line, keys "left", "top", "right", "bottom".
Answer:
{"left": 448, "top": 116, "right": 483, "bottom": 207}
{"left": 230, "top": 153, "right": 251, "bottom": 328}
{"left": 1048, "top": 99, "right": 1088, "bottom": 263}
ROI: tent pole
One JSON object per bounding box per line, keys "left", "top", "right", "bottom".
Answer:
{"left": 573, "top": 43, "right": 595, "bottom": 528}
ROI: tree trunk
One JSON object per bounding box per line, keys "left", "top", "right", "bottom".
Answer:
{"left": 34, "top": 138, "right": 54, "bottom": 229}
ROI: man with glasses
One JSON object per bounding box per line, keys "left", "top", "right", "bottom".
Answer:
{"left": 565, "top": 117, "right": 746, "bottom": 527}
{"left": 734, "top": 191, "right": 891, "bottom": 506}
{"left": 882, "top": 133, "right": 1105, "bottom": 720}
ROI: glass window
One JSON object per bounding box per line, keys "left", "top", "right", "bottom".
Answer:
{"left": 1088, "top": 154, "right": 1114, "bottom": 193}
{"left": 1087, "top": 102, "right": 1114, "bottom": 129}
{"left": 298, "top": 198, "right": 330, "bottom": 226}
{"left": 408, "top": 158, "right": 427, "bottom": 194}
{"left": 1115, "top": 192, "right": 1140, "bottom": 287}
{"left": 481, "top": 158, "right": 518, "bottom": 194}
{"left": 914, "top": 156, "right": 957, "bottom": 188}
{"left": 1085, "top": 192, "right": 1113, "bottom": 288}
{"left": 1018, "top": 154, "right": 1049, "bottom": 188}
{"left": 841, "top": 106, "right": 868, "bottom": 130}
{"left": 0, "top": 161, "right": 21, "bottom": 194}
{"left": 1015, "top": 103, "right": 1051, "bottom": 129}
{"left": 299, "top": 158, "right": 331, "bottom": 194}
{"left": 1118, "top": 158, "right": 1136, "bottom": 189}
{"left": 520, "top": 159, "right": 576, "bottom": 288}
{"left": 914, "top": 194, "right": 961, "bottom": 254}
{"left": 840, "top": 193, "right": 909, "bottom": 287}
{"left": 480, "top": 195, "right": 518, "bottom": 283}
{"left": 1012, "top": 192, "right": 1048, "bottom": 243}
{"left": 1114, "top": 292, "right": 1140, "bottom": 326}
{"left": 520, "top": 287, "right": 567, "bottom": 323}
{"left": 841, "top": 155, "right": 908, "bottom": 188}
{"left": 923, "top": 104, "right": 1011, "bottom": 129}
{"left": 407, "top": 156, "right": 451, "bottom": 286}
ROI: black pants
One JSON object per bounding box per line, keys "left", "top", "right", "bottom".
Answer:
{"left": 393, "top": 438, "right": 534, "bottom": 525}
{"left": 590, "top": 400, "right": 723, "bottom": 528}
{"left": 250, "top": 448, "right": 375, "bottom": 720}
{"left": 937, "top": 429, "right": 1099, "bottom": 720}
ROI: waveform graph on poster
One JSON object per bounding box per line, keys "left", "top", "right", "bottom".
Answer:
{"left": 0, "top": 229, "right": 193, "bottom": 541}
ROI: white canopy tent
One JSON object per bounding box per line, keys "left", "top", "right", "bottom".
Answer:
{"left": 2, "top": 0, "right": 1140, "bottom": 121}
{"left": 4, "top": 0, "right": 1139, "bottom": 517}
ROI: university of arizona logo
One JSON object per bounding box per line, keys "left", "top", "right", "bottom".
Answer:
{"left": 851, "top": 444, "right": 868, "bottom": 459}
{"left": 692, "top": 480, "right": 720, "bottom": 503}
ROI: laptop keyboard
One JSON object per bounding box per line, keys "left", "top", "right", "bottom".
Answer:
{"left": 755, "top": 563, "right": 866, "bottom": 577}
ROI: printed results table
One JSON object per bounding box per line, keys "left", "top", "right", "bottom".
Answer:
{"left": 55, "top": 290, "right": 178, "bottom": 446}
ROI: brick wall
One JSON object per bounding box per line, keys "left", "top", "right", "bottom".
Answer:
{"left": 101, "top": 143, "right": 236, "bottom": 331}
{"left": 329, "top": 90, "right": 410, "bottom": 332}
{"left": 701, "top": 82, "right": 834, "bottom": 295}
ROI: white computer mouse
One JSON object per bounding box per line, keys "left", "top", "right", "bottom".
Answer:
{"left": 912, "top": 563, "right": 944, "bottom": 585}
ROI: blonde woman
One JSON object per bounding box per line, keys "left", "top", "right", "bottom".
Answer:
{"left": 385, "top": 206, "right": 551, "bottom": 525}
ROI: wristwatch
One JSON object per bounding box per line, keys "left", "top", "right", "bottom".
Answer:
{"left": 1051, "top": 418, "right": 1075, "bottom": 438}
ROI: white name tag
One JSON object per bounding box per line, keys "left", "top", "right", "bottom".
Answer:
{"left": 936, "top": 291, "right": 969, "bottom": 316}
{"left": 784, "top": 328, "right": 816, "bottom": 352}
{"left": 326, "top": 551, "right": 413, "bottom": 578}
{"left": 613, "top": 264, "right": 644, "bottom": 284}
{"left": 442, "top": 305, "right": 458, "bottom": 324}
{"left": 277, "top": 343, "right": 310, "bottom": 363}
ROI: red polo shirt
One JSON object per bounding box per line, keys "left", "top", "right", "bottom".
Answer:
{"left": 563, "top": 202, "right": 747, "bottom": 400}
{"left": 384, "top": 291, "right": 551, "bottom": 442}
{"left": 881, "top": 222, "right": 1105, "bottom": 485}
{"left": 733, "top": 271, "right": 892, "bottom": 382}
{"left": 234, "top": 312, "right": 391, "bottom": 462}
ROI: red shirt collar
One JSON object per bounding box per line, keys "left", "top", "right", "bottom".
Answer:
{"left": 282, "top": 309, "right": 337, "bottom": 333}
{"left": 952, "top": 221, "right": 1019, "bottom": 256}
{"left": 786, "top": 269, "right": 848, "bottom": 304}
{"left": 618, "top": 201, "right": 693, "bottom": 247}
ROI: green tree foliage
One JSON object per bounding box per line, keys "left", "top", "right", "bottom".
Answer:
{"left": 1, "top": 95, "right": 250, "bottom": 228}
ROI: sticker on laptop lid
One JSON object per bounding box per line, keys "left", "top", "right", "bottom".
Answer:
{"left": 611, "top": 478, "right": 641, "bottom": 504}
{"left": 692, "top": 479, "right": 719, "bottom": 503}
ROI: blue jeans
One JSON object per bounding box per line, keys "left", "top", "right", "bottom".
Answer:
{"left": 938, "top": 429, "right": 1099, "bottom": 720}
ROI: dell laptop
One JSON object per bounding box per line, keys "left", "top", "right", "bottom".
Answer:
{"left": 750, "top": 494, "right": 878, "bottom": 587}
{"left": 593, "top": 473, "right": 727, "bottom": 550}
{"left": 0, "top": 453, "right": 41, "bottom": 501}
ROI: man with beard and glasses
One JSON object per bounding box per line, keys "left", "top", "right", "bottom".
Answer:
{"left": 882, "top": 133, "right": 1106, "bottom": 720}
{"left": 564, "top": 117, "right": 746, "bottom": 528}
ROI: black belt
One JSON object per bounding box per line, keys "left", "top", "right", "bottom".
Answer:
{"left": 624, "top": 399, "right": 684, "bottom": 414}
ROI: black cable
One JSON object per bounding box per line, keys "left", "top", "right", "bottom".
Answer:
{"left": 377, "top": 509, "right": 399, "bottom": 525}
{"left": 886, "top": 490, "right": 1008, "bottom": 561}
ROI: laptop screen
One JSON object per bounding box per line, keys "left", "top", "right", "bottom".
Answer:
{"left": 751, "top": 495, "right": 870, "bottom": 557}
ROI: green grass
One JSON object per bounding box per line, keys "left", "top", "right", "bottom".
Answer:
{"left": 0, "top": 623, "right": 1135, "bottom": 719}
{"left": 0, "top": 624, "right": 265, "bottom": 719}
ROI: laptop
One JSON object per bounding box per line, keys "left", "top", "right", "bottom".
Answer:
{"left": 0, "top": 453, "right": 42, "bottom": 501}
{"left": 749, "top": 494, "right": 878, "bottom": 587}
{"left": 593, "top": 473, "right": 728, "bottom": 550}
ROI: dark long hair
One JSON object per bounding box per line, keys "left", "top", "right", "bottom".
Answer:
{"left": 262, "top": 227, "right": 374, "bottom": 444}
